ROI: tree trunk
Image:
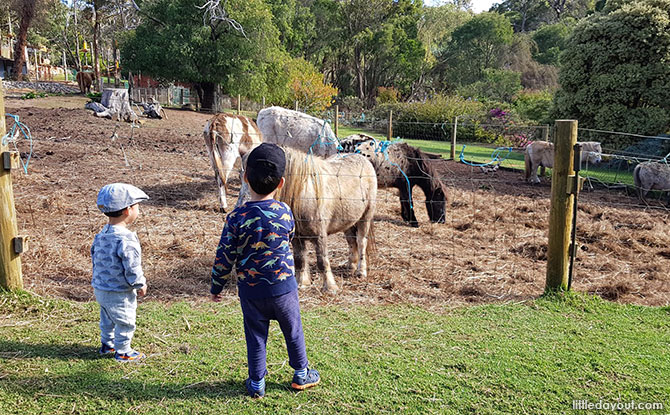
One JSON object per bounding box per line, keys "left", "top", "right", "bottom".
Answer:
{"left": 200, "top": 82, "right": 216, "bottom": 111}
{"left": 73, "top": 1, "right": 82, "bottom": 71}
{"left": 114, "top": 40, "right": 120, "bottom": 88}
{"left": 11, "top": 0, "right": 37, "bottom": 81}
{"left": 355, "top": 48, "right": 365, "bottom": 100}
{"left": 93, "top": 0, "right": 103, "bottom": 92}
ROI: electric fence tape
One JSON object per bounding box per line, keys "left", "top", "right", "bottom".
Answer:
{"left": 3, "top": 113, "right": 33, "bottom": 174}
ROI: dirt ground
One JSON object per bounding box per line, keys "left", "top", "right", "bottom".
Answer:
{"left": 4, "top": 94, "right": 670, "bottom": 307}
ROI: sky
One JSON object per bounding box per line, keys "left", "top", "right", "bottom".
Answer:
{"left": 424, "top": 0, "right": 498, "bottom": 13}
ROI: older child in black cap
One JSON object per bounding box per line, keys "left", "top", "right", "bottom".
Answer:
{"left": 210, "top": 143, "right": 320, "bottom": 398}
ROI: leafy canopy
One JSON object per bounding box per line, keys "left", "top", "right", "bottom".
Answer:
{"left": 554, "top": 0, "right": 670, "bottom": 137}
{"left": 120, "top": 0, "right": 287, "bottom": 101}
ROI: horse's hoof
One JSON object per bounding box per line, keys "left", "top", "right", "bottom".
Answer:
{"left": 323, "top": 284, "right": 339, "bottom": 295}
{"left": 410, "top": 221, "right": 419, "bottom": 228}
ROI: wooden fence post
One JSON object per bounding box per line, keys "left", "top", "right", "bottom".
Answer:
{"left": 388, "top": 110, "right": 393, "bottom": 140}
{"left": 0, "top": 82, "right": 24, "bottom": 291}
{"left": 237, "top": 94, "right": 241, "bottom": 114}
{"left": 546, "top": 120, "right": 578, "bottom": 291}
{"left": 262, "top": 96, "right": 266, "bottom": 108}
{"left": 295, "top": 100, "right": 299, "bottom": 111}
{"left": 450, "top": 116, "right": 458, "bottom": 160}
{"left": 543, "top": 125, "right": 550, "bottom": 142}
{"left": 334, "top": 105, "right": 339, "bottom": 137}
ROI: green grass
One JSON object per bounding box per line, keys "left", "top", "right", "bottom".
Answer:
{"left": 337, "top": 126, "right": 636, "bottom": 185}
{"left": 1, "top": 291, "right": 668, "bottom": 414}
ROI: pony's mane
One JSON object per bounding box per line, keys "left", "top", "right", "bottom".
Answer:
{"left": 581, "top": 142, "right": 601, "bottom": 151}
{"left": 400, "top": 143, "right": 447, "bottom": 194}
{"left": 275, "top": 147, "right": 324, "bottom": 219}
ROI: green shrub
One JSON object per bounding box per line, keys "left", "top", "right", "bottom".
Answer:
{"left": 376, "top": 87, "right": 400, "bottom": 104}
{"left": 371, "top": 95, "right": 487, "bottom": 141}
{"left": 513, "top": 89, "right": 553, "bottom": 124}
{"left": 554, "top": 0, "right": 670, "bottom": 144}
{"left": 457, "top": 69, "right": 522, "bottom": 103}
{"left": 340, "top": 96, "right": 365, "bottom": 113}
{"left": 87, "top": 92, "right": 103, "bottom": 103}
{"left": 20, "top": 91, "right": 47, "bottom": 100}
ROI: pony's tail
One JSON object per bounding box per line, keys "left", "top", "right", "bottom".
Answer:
{"left": 207, "top": 121, "right": 229, "bottom": 193}
{"left": 365, "top": 221, "right": 376, "bottom": 263}
{"left": 633, "top": 163, "right": 642, "bottom": 189}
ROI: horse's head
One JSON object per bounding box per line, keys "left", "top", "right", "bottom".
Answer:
{"left": 583, "top": 142, "right": 602, "bottom": 165}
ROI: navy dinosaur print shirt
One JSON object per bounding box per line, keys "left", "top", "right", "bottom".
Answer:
{"left": 211, "top": 199, "right": 297, "bottom": 299}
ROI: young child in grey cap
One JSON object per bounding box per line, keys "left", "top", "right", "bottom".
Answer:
{"left": 91, "top": 183, "right": 149, "bottom": 362}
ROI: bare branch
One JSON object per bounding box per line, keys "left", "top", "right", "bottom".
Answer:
{"left": 196, "top": 0, "right": 246, "bottom": 38}
{"left": 130, "top": 0, "right": 166, "bottom": 27}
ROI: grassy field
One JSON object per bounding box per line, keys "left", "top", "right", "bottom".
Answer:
{"left": 1, "top": 291, "right": 668, "bottom": 414}
{"left": 336, "top": 126, "right": 636, "bottom": 185}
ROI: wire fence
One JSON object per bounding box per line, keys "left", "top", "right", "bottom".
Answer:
{"left": 5, "top": 106, "right": 670, "bottom": 306}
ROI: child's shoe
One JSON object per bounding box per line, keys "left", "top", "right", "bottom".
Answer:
{"left": 245, "top": 378, "right": 265, "bottom": 398}
{"left": 98, "top": 343, "right": 115, "bottom": 355}
{"left": 291, "top": 368, "right": 320, "bottom": 390}
{"left": 114, "top": 350, "right": 145, "bottom": 363}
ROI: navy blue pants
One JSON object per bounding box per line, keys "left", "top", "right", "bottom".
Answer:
{"left": 240, "top": 290, "right": 308, "bottom": 381}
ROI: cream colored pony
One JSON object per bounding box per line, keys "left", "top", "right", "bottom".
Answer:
{"left": 525, "top": 141, "right": 602, "bottom": 183}
{"left": 279, "top": 148, "right": 377, "bottom": 293}
{"left": 239, "top": 148, "right": 377, "bottom": 293}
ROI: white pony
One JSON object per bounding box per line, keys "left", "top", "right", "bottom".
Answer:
{"left": 203, "top": 113, "right": 262, "bottom": 211}
{"left": 525, "top": 141, "right": 602, "bottom": 183}
{"left": 633, "top": 161, "right": 670, "bottom": 203}
{"left": 256, "top": 106, "right": 339, "bottom": 157}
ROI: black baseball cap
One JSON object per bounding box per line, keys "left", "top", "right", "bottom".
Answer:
{"left": 247, "top": 143, "right": 286, "bottom": 177}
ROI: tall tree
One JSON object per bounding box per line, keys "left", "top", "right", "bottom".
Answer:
{"left": 554, "top": 0, "right": 670, "bottom": 138}
{"left": 121, "top": 0, "right": 286, "bottom": 110}
{"left": 416, "top": 3, "right": 471, "bottom": 97}
{"left": 91, "top": 0, "right": 103, "bottom": 92}
{"left": 491, "top": 0, "right": 552, "bottom": 31}
{"left": 10, "top": 0, "right": 39, "bottom": 81}
{"left": 531, "top": 22, "right": 571, "bottom": 65}
{"left": 265, "top": 0, "right": 315, "bottom": 57}
{"left": 338, "top": 0, "right": 424, "bottom": 102}
{"left": 436, "top": 12, "right": 514, "bottom": 88}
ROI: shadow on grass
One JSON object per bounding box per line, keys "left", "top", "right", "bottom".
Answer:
{"left": 0, "top": 340, "right": 289, "bottom": 400}
{"left": 0, "top": 340, "right": 102, "bottom": 360}
{"left": 2, "top": 373, "right": 283, "bottom": 401}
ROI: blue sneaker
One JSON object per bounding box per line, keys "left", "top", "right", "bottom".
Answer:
{"left": 114, "top": 350, "right": 145, "bottom": 363}
{"left": 291, "top": 368, "right": 320, "bottom": 390}
{"left": 98, "top": 343, "right": 115, "bottom": 355}
{"left": 245, "top": 378, "right": 265, "bottom": 398}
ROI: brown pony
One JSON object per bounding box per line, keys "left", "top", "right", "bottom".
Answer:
{"left": 252, "top": 148, "right": 377, "bottom": 293}
{"left": 341, "top": 135, "right": 447, "bottom": 227}
{"left": 76, "top": 71, "right": 95, "bottom": 94}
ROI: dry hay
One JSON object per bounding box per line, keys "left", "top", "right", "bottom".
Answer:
{"left": 6, "top": 96, "right": 670, "bottom": 308}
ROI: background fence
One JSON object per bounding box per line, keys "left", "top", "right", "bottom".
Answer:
{"left": 4, "top": 95, "right": 670, "bottom": 306}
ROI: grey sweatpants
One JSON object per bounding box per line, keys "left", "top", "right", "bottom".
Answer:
{"left": 94, "top": 288, "right": 137, "bottom": 354}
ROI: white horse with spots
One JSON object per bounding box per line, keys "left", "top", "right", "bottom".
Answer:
{"left": 256, "top": 106, "right": 339, "bottom": 157}
{"left": 204, "top": 113, "right": 262, "bottom": 211}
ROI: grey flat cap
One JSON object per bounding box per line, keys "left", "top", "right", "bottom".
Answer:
{"left": 97, "top": 183, "right": 149, "bottom": 213}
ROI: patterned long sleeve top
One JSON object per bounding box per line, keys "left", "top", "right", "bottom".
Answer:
{"left": 211, "top": 199, "right": 297, "bottom": 299}
{"left": 91, "top": 224, "right": 145, "bottom": 292}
